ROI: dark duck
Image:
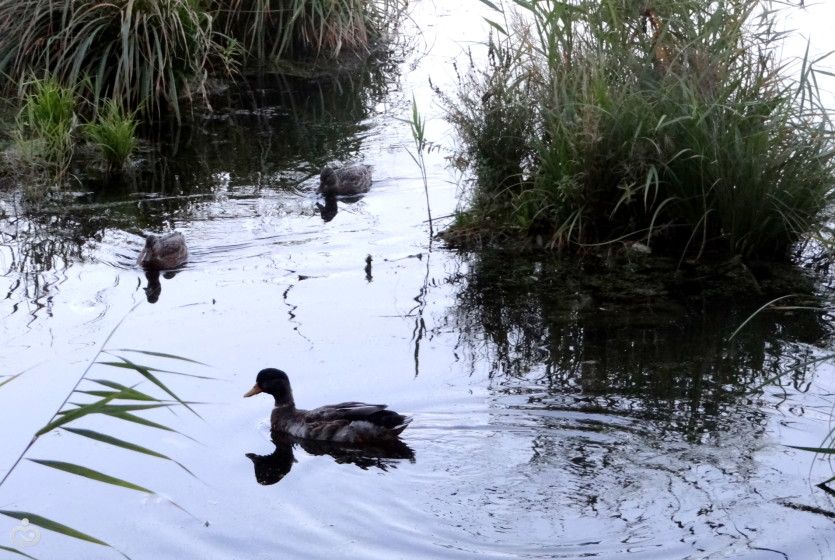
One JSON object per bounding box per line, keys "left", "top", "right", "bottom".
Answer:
{"left": 318, "top": 163, "right": 372, "bottom": 196}
{"left": 137, "top": 232, "right": 188, "bottom": 270}
{"left": 244, "top": 368, "right": 411, "bottom": 443}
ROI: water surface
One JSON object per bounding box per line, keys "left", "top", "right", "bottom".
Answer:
{"left": 1, "top": 2, "right": 835, "bottom": 559}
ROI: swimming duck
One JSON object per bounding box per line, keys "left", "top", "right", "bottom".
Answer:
{"left": 244, "top": 368, "right": 411, "bottom": 443}
{"left": 318, "top": 163, "right": 372, "bottom": 196}
{"left": 137, "top": 232, "right": 188, "bottom": 270}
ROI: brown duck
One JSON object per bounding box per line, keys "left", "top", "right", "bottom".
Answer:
{"left": 137, "top": 232, "right": 188, "bottom": 270}
{"left": 244, "top": 368, "right": 411, "bottom": 443}
{"left": 318, "top": 163, "right": 372, "bottom": 196}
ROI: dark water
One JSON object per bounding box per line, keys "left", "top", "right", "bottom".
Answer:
{"left": 2, "top": 2, "right": 835, "bottom": 559}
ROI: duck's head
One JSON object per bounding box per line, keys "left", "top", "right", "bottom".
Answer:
{"left": 244, "top": 368, "right": 295, "bottom": 406}
{"left": 139, "top": 235, "right": 160, "bottom": 265}
{"left": 320, "top": 166, "right": 337, "bottom": 189}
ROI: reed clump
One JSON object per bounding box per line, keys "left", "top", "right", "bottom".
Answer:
{"left": 0, "top": 0, "right": 217, "bottom": 120}
{"left": 443, "top": 0, "right": 835, "bottom": 261}
{"left": 85, "top": 100, "right": 138, "bottom": 172}
{"left": 208, "top": 0, "right": 405, "bottom": 66}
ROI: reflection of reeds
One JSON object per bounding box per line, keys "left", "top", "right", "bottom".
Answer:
{"left": 0, "top": 307, "right": 209, "bottom": 555}
{"left": 449, "top": 250, "right": 829, "bottom": 438}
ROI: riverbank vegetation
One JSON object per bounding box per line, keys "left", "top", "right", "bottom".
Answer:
{"left": 443, "top": 0, "right": 835, "bottom": 262}
{"left": 0, "top": 0, "right": 402, "bottom": 120}
{"left": 0, "top": 0, "right": 403, "bottom": 195}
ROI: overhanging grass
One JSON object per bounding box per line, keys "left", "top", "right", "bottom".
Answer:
{"left": 444, "top": 0, "right": 835, "bottom": 261}
{"left": 0, "top": 0, "right": 219, "bottom": 120}
{"left": 208, "top": 0, "right": 405, "bottom": 65}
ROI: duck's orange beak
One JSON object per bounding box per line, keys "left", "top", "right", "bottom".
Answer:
{"left": 243, "top": 384, "right": 263, "bottom": 398}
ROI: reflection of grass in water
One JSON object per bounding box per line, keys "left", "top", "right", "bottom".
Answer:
{"left": 0, "top": 308, "right": 210, "bottom": 556}
{"left": 449, "top": 250, "right": 829, "bottom": 439}
{"left": 731, "top": 296, "right": 835, "bottom": 489}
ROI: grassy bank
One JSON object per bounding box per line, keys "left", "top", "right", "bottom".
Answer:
{"left": 0, "top": 0, "right": 403, "bottom": 120}
{"left": 443, "top": 0, "right": 835, "bottom": 261}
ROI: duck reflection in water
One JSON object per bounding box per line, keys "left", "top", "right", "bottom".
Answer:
{"left": 246, "top": 432, "right": 415, "bottom": 486}
{"left": 316, "top": 193, "right": 365, "bottom": 223}
{"left": 142, "top": 270, "right": 180, "bottom": 304}
{"left": 316, "top": 195, "right": 338, "bottom": 222}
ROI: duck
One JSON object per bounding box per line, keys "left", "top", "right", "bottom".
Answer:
{"left": 137, "top": 232, "right": 188, "bottom": 270}
{"left": 318, "top": 163, "right": 372, "bottom": 196}
{"left": 244, "top": 368, "right": 411, "bottom": 443}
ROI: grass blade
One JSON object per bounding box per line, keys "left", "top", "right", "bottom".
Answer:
{"left": 0, "top": 545, "right": 39, "bottom": 559}
{"left": 61, "top": 428, "right": 199, "bottom": 478}
{"left": 107, "top": 356, "right": 201, "bottom": 417}
{"left": 109, "top": 349, "right": 208, "bottom": 366}
{"left": 61, "top": 428, "right": 168, "bottom": 459}
{"left": 96, "top": 361, "right": 215, "bottom": 380}
{"left": 28, "top": 460, "right": 153, "bottom": 494}
{"left": 0, "top": 511, "right": 109, "bottom": 547}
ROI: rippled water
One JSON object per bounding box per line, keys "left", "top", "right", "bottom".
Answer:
{"left": 2, "top": 2, "right": 835, "bottom": 559}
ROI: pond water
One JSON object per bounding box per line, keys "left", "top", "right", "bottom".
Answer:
{"left": 2, "top": 1, "right": 835, "bottom": 559}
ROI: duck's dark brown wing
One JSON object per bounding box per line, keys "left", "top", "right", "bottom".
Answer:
{"left": 306, "top": 402, "right": 409, "bottom": 430}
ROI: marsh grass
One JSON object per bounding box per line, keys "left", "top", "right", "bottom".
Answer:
{"left": 210, "top": 0, "right": 405, "bottom": 64}
{"left": 0, "top": 0, "right": 220, "bottom": 120}
{"left": 444, "top": 0, "right": 835, "bottom": 261}
{"left": 14, "top": 78, "right": 78, "bottom": 185}
{"left": 405, "top": 97, "right": 434, "bottom": 237}
{"left": 85, "top": 100, "right": 139, "bottom": 172}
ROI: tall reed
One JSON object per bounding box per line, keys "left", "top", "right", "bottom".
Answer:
{"left": 445, "top": 0, "right": 835, "bottom": 260}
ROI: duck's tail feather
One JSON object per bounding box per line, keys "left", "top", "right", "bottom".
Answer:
{"left": 389, "top": 416, "right": 412, "bottom": 436}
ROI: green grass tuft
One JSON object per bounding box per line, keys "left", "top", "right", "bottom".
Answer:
{"left": 85, "top": 100, "right": 138, "bottom": 171}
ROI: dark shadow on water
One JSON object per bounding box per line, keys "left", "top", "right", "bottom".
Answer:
{"left": 448, "top": 249, "right": 833, "bottom": 442}
{"left": 246, "top": 433, "right": 415, "bottom": 486}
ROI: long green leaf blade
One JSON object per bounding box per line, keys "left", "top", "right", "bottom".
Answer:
{"left": 110, "top": 356, "right": 201, "bottom": 417}
{"left": 0, "top": 545, "right": 39, "bottom": 559}
{"left": 109, "top": 349, "right": 208, "bottom": 366}
{"left": 0, "top": 511, "right": 109, "bottom": 547}
{"left": 28, "top": 460, "right": 153, "bottom": 494}
{"left": 61, "top": 428, "right": 168, "bottom": 459}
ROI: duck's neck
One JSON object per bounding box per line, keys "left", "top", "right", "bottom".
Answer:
{"left": 273, "top": 394, "right": 295, "bottom": 409}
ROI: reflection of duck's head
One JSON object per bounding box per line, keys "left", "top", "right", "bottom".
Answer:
{"left": 144, "top": 270, "right": 162, "bottom": 303}
{"left": 316, "top": 195, "right": 338, "bottom": 222}
{"left": 244, "top": 368, "right": 412, "bottom": 443}
{"left": 138, "top": 232, "right": 188, "bottom": 270}
{"left": 318, "top": 164, "right": 372, "bottom": 196}
{"left": 246, "top": 444, "right": 295, "bottom": 485}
